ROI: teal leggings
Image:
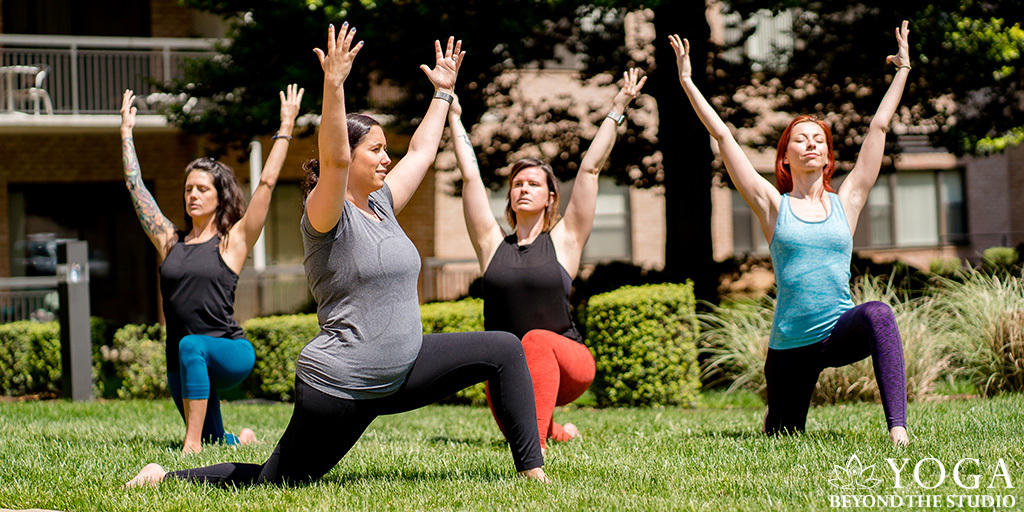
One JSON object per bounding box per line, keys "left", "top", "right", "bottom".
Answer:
{"left": 168, "top": 334, "right": 255, "bottom": 443}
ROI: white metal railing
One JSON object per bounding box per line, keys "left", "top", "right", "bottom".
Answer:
{"left": 0, "top": 34, "right": 218, "bottom": 115}
{"left": 0, "top": 276, "right": 59, "bottom": 323}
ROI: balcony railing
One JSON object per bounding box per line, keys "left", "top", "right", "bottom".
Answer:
{"left": 0, "top": 34, "right": 218, "bottom": 115}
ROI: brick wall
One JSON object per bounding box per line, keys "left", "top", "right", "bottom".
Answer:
{"left": 964, "top": 151, "right": 1013, "bottom": 252}
{"left": 150, "top": 0, "right": 195, "bottom": 38}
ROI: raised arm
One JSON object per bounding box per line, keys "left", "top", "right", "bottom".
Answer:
{"left": 669, "top": 35, "right": 780, "bottom": 237}
{"left": 306, "top": 23, "right": 362, "bottom": 233}
{"left": 839, "top": 21, "right": 911, "bottom": 231}
{"left": 120, "top": 89, "right": 177, "bottom": 261}
{"left": 551, "top": 68, "right": 646, "bottom": 271}
{"left": 384, "top": 37, "right": 465, "bottom": 214}
{"left": 448, "top": 94, "right": 503, "bottom": 271}
{"left": 223, "top": 84, "right": 304, "bottom": 272}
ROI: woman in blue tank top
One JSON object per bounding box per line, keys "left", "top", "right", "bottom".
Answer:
{"left": 670, "top": 21, "right": 913, "bottom": 445}
{"left": 119, "top": 84, "right": 304, "bottom": 453}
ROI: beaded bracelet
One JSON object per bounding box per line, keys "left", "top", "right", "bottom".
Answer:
{"left": 272, "top": 133, "right": 292, "bottom": 140}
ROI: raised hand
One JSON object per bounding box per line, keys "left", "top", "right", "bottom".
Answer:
{"left": 668, "top": 34, "right": 692, "bottom": 84}
{"left": 612, "top": 68, "right": 647, "bottom": 111}
{"left": 314, "top": 23, "right": 363, "bottom": 83}
{"left": 420, "top": 36, "right": 464, "bottom": 93}
{"left": 279, "top": 83, "right": 304, "bottom": 124}
{"left": 120, "top": 89, "right": 137, "bottom": 133}
{"left": 886, "top": 20, "right": 911, "bottom": 68}
{"left": 449, "top": 92, "right": 463, "bottom": 117}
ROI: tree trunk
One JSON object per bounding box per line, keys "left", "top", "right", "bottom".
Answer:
{"left": 651, "top": 2, "right": 717, "bottom": 301}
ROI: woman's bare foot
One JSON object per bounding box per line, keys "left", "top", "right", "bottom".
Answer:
{"left": 182, "top": 440, "right": 202, "bottom": 454}
{"left": 889, "top": 426, "right": 909, "bottom": 446}
{"left": 518, "top": 467, "right": 553, "bottom": 484}
{"left": 124, "top": 463, "right": 167, "bottom": 489}
{"left": 238, "top": 428, "right": 258, "bottom": 445}
{"left": 562, "top": 423, "right": 581, "bottom": 440}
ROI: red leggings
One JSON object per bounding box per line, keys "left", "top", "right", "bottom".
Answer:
{"left": 488, "top": 329, "right": 596, "bottom": 448}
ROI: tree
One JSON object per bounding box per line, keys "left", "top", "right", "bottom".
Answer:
{"left": 718, "top": 0, "right": 1024, "bottom": 160}
{"left": 168, "top": 0, "right": 720, "bottom": 298}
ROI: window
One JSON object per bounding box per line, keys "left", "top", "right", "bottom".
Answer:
{"left": 2, "top": 0, "right": 151, "bottom": 36}
{"left": 854, "top": 169, "right": 966, "bottom": 249}
{"left": 261, "top": 183, "right": 305, "bottom": 266}
{"left": 488, "top": 176, "right": 631, "bottom": 262}
{"left": 731, "top": 188, "right": 768, "bottom": 255}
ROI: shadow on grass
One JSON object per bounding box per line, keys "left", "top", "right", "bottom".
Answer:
{"left": 326, "top": 466, "right": 508, "bottom": 485}
{"left": 426, "top": 435, "right": 506, "bottom": 449}
{"left": 693, "top": 428, "right": 850, "bottom": 442}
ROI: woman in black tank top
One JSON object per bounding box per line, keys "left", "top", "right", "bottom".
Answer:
{"left": 448, "top": 70, "right": 646, "bottom": 450}
{"left": 119, "top": 84, "right": 304, "bottom": 453}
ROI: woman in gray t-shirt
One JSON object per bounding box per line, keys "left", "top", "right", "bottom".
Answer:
{"left": 127, "top": 23, "right": 549, "bottom": 488}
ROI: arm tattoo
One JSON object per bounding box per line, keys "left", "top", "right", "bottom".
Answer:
{"left": 459, "top": 133, "right": 479, "bottom": 166}
{"left": 122, "top": 137, "right": 173, "bottom": 241}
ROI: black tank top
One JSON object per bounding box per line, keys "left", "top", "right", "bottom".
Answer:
{"left": 481, "top": 232, "right": 583, "bottom": 343}
{"left": 159, "top": 233, "right": 245, "bottom": 373}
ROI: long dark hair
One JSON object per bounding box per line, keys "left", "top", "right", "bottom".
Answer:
{"left": 505, "top": 157, "right": 561, "bottom": 232}
{"left": 302, "top": 114, "right": 381, "bottom": 206}
{"left": 775, "top": 115, "right": 836, "bottom": 194}
{"left": 182, "top": 157, "right": 245, "bottom": 237}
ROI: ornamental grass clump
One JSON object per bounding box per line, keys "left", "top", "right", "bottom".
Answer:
{"left": 699, "top": 274, "right": 948, "bottom": 404}
{"left": 932, "top": 268, "right": 1024, "bottom": 397}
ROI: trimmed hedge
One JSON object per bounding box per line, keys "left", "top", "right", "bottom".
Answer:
{"left": 421, "top": 298, "right": 486, "bottom": 405}
{"left": 0, "top": 318, "right": 110, "bottom": 398}
{"left": 0, "top": 321, "right": 62, "bottom": 396}
{"left": 241, "top": 314, "right": 319, "bottom": 402}
{"left": 585, "top": 282, "right": 700, "bottom": 407}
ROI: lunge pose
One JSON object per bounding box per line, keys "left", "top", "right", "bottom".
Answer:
{"left": 127, "top": 24, "right": 548, "bottom": 488}
{"left": 120, "top": 84, "right": 304, "bottom": 453}
{"left": 448, "top": 69, "right": 646, "bottom": 449}
{"left": 670, "top": 22, "right": 912, "bottom": 445}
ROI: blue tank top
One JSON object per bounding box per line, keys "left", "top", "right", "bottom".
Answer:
{"left": 769, "top": 192, "right": 854, "bottom": 350}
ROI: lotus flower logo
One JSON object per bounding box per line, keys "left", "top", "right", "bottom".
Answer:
{"left": 829, "top": 454, "right": 883, "bottom": 489}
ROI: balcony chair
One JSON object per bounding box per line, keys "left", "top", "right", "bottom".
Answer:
{"left": 0, "top": 65, "right": 54, "bottom": 115}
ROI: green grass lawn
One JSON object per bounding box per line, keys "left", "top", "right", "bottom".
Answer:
{"left": 2, "top": 393, "right": 1023, "bottom": 511}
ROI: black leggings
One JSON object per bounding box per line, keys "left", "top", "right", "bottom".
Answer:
{"left": 764, "top": 301, "right": 907, "bottom": 435}
{"left": 167, "top": 331, "right": 543, "bottom": 485}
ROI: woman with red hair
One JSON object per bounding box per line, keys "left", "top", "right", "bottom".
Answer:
{"left": 670, "top": 21, "right": 913, "bottom": 445}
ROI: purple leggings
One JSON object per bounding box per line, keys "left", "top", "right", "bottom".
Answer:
{"left": 763, "top": 301, "right": 907, "bottom": 434}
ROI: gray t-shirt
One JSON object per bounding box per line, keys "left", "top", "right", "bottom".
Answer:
{"left": 296, "top": 183, "right": 423, "bottom": 400}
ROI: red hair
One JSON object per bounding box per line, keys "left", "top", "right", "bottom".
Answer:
{"left": 774, "top": 115, "right": 836, "bottom": 194}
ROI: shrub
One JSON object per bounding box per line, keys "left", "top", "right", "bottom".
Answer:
{"left": 933, "top": 269, "right": 1024, "bottom": 397}
{"left": 0, "top": 318, "right": 112, "bottom": 398}
{"left": 929, "top": 257, "right": 963, "bottom": 277}
{"left": 585, "top": 282, "right": 700, "bottom": 407}
{"left": 0, "top": 321, "right": 62, "bottom": 396}
{"left": 421, "top": 298, "right": 486, "bottom": 405}
{"left": 699, "top": 274, "right": 949, "bottom": 405}
{"left": 981, "top": 247, "right": 1020, "bottom": 275}
{"left": 242, "top": 314, "right": 319, "bottom": 402}
{"left": 103, "top": 323, "right": 168, "bottom": 399}
{"left": 420, "top": 298, "right": 484, "bottom": 333}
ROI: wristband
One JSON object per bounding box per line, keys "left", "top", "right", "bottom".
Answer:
{"left": 433, "top": 90, "right": 454, "bottom": 104}
{"left": 896, "top": 65, "right": 911, "bottom": 72}
{"left": 272, "top": 133, "right": 292, "bottom": 140}
{"left": 606, "top": 111, "right": 626, "bottom": 125}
